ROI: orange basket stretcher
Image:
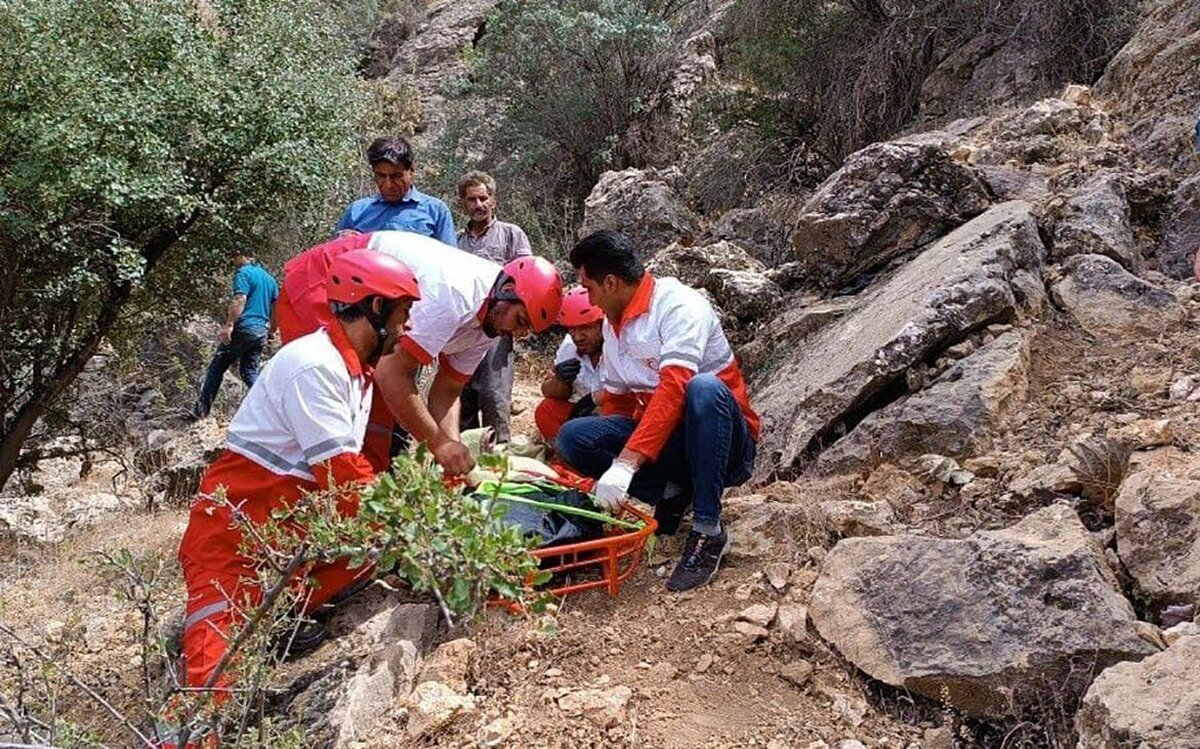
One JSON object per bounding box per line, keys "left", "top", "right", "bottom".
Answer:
{"left": 530, "top": 501, "right": 658, "bottom": 597}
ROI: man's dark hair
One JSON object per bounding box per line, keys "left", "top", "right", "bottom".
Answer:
{"left": 569, "top": 230, "right": 644, "bottom": 284}
{"left": 367, "top": 136, "right": 414, "bottom": 169}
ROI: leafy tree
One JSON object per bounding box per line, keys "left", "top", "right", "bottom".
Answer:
{"left": 467, "top": 0, "right": 682, "bottom": 204}
{"left": 0, "top": 0, "right": 364, "bottom": 488}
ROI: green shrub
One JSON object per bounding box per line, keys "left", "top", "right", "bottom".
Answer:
{"left": 0, "top": 0, "right": 365, "bottom": 488}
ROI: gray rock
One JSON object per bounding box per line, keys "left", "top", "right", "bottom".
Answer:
{"left": 1115, "top": 469, "right": 1200, "bottom": 610}
{"left": 1050, "top": 254, "right": 1187, "bottom": 337}
{"left": 712, "top": 193, "right": 807, "bottom": 268}
{"left": 737, "top": 296, "right": 855, "bottom": 372}
{"left": 754, "top": 201, "right": 1045, "bottom": 480}
{"left": 579, "top": 168, "right": 703, "bottom": 258}
{"left": 1157, "top": 172, "right": 1200, "bottom": 279}
{"left": 976, "top": 165, "right": 1051, "bottom": 203}
{"left": 818, "top": 330, "right": 1031, "bottom": 471}
{"left": 1096, "top": 0, "right": 1200, "bottom": 170}
{"left": 809, "top": 505, "right": 1154, "bottom": 718}
{"left": 328, "top": 639, "right": 419, "bottom": 748}
{"left": 792, "top": 141, "right": 990, "bottom": 289}
{"left": 645, "top": 239, "right": 763, "bottom": 281}
{"left": 1077, "top": 635, "right": 1200, "bottom": 748}
{"left": 1053, "top": 174, "right": 1140, "bottom": 271}
{"left": 645, "top": 240, "right": 780, "bottom": 323}
{"left": 817, "top": 499, "right": 899, "bottom": 537}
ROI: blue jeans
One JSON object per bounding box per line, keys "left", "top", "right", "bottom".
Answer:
{"left": 557, "top": 374, "right": 756, "bottom": 527}
{"left": 194, "top": 326, "right": 267, "bottom": 417}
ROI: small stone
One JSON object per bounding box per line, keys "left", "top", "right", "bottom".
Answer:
{"left": 733, "top": 621, "right": 770, "bottom": 640}
{"left": 776, "top": 603, "right": 809, "bottom": 643}
{"left": 837, "top": 741, "right": 868, "bottom": 749}
{"left": 1107, "top": 418, "right": 1174, "bottom": 449}
{"left": 807, "top": 547, "right": 828, "bottom": 565}
{"left": 543, "top": 668, "right": 564, "bottom": 679}
{"left": 1162, "top": 621, "right": 1200, "bottom": 646}
{"left": 764, "top": 562, "right": 791, "bottom": 591}
{"left": 923, "top": 728, "right": 955, "bottom": 749}
{"left": 1169, "top": 376, "right": 1195, "bottom": 401}
{"left": 480, "top": 716, "right": 514, "bottom": 747}
{"left": 556, "top": 685, "right": 632, "bottom": 728}
{"left": 1134, "top": 620, "right": 1168, "bottom": 650}
{"left": 647, "top": 661, "right": 678, "bottom": 684}
{"left": 406, "top": 681, "right": 476, "bottom": 739}
{"left": 738, "top": 602, "right": 779, "bottom": 628}
{"left": 417, "top": 638, "right": 477, "bottom": 694}
{"left": 734, "top": 583, "right": 756, "bottom": 601}
{"left": 45, "top": 620, "right": 65, "bottom": 643}
{"left": 1161, "top": 603, "right": 1195, "bottom": 628}
{"left": 778, "top": 660, "right": 813, "bottom": 688}
{"left": 695, "top": 654, "right": 714, "bottom": 673}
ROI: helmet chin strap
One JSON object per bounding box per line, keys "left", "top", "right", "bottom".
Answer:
{"left": 359, "top": 297, "right": 396, "bottom": 361}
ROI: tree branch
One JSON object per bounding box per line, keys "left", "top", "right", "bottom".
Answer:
{"left": 0, "top": 621, "right": 154, "bottom": 747}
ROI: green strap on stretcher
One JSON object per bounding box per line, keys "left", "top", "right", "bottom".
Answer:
{"left": 477, "top": 480, "right": 644, "bottom": 531}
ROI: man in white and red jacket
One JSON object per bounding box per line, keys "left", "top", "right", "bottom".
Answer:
{"left": 178, "top": 250, "right": 420, "bottom": 692}
{"left": 277, "top": 231, "right": 563, "bottom": 477}
{"left": 557, "top": 230, "right": 760, "bottom": 592}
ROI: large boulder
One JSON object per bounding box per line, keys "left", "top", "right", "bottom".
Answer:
{"left": 645, "top": 240, "right": 781, "bottom": 323}
{"left": 579, "top": 168, "right": 703, "bottom": 258}
{"left": 1096, "top": 0, "right": 1200, "bottom": 170}
{"left": 1157, "top": 171, "right": 1200, "bottom": 279}
{"left": 1077, "top": 635, "right": 1200, "bottom": 748}
{"left": 1114, "top": 469, "right": 1200, "bottom": 612}
{"left": 818, "top": 329, "right": 1031, "bottom": 471}
{"left": 754, "top": 201, "right": 1044, "bottom": 480}
{"left": 809, "top": 505, "right": 1155, "bottom": 718}
{"left": 1052, "top": 173, "right": 1140, "bottom": 271}
{"left": 971, "top": 95, "right": 1112, "bottom": 167}
{"left": 792, "top": 141, "right": 990, "bottom": 289}
{"left": 712, "top": 193, "right": 809, "bottom": 268}
{"left": 1049, "top": 254, "right": 1187, "bottom": 337}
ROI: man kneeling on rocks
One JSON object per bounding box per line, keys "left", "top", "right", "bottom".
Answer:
{"left": 177, "top": 250, "right": 420, "bottom": 692}
{"left": 535, "top": 287, "right": 605, "bottom": 445}
{"left": 557, "top": 230, "right": 760, "bottom": 592}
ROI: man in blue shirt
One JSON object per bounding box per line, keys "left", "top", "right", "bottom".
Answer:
{"left": 335, "top": 136, "right": 457, "bottom": 246}
{"left": 191, "top": 250, "right": 280, "bottom": 419}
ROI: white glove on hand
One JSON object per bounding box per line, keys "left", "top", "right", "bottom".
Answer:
{"left": 594, "top": 460, "right": 636, "bottom": 513}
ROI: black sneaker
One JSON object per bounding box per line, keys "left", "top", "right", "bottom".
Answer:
{"left": 274, "top": 615, "right": 328, "bottom": 659}
{"left": 666, "top": 527, "right": 731, "bottom": 592}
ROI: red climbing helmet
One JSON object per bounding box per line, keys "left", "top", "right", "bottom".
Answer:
{"left": 499, "top": 256, "right": 563, "bottom": 333}
{"left": 326, "top": 249, "right": 421, "bottom": 305}
{"left": 558, "top": 286, "right": 605, "bottom": 327}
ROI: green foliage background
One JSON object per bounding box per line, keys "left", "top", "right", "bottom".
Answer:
{"left": 0, "top": 0, "right": 365, "bottom": 481}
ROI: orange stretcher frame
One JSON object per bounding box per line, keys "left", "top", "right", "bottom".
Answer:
{"left": 530, "top": 502, "right": 658, "bottom": 597}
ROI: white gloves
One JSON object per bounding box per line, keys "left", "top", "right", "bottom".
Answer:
{"left": 594, "top": 460, "right": 636, "bottom": 512}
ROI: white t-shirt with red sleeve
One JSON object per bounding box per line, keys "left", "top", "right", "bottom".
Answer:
{"left": 599, "top": 275, "right": 760, "bottom": 460}
{"left": 368, "top": 230, "right": 502, "bottom": 383}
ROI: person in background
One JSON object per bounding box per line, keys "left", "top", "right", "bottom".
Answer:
{"left": 191, "top": 249, "right": 279, "bottom": 420}
{"left": 535, "top": 287, "right": 604, "bottom": 445}
{"left": 455, "top": 170, "right": 533, "bottom": 443}
{"left": 335, "top": 136, "right": 456, "bottom": 246}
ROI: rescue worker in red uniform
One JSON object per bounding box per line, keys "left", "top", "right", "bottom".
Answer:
{"left": 275, "top": 230, "right": 563, "bottom": 477}
{"left": 177, "top": 250, "right": 420, "bottom": 692}
{"left": 534, "top": 287, "right": 605, "bottom": 444}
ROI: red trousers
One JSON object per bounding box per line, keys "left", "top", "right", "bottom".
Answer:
{"left": 535, "top": 397, "right": 575, "bottom": 441}
{"left": 181, "top": 555, "right": 370, "bottom": 690}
